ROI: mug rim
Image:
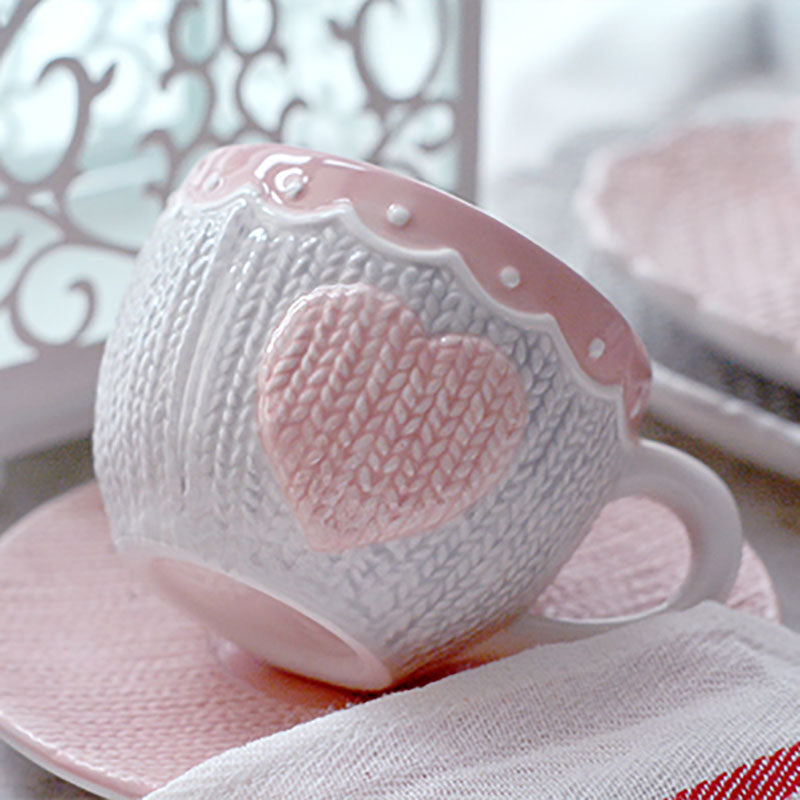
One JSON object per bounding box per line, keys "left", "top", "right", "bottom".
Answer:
{"left": 176, "top": 143, "right": 651, "bottom": 433}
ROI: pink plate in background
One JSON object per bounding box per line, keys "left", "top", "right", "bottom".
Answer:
{"left": 579, "top": 118, "right": 800, "bottom": 390}
{"left": 0, "top": 483, "right": 779, "bottom": 799}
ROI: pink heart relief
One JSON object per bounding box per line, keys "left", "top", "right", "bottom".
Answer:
{"left": 257, "top": 284, "right": 528, "bottom": 552}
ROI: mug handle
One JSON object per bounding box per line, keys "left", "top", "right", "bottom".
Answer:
{"left": 479, "top": 440, "right": 743, "bottom": 653}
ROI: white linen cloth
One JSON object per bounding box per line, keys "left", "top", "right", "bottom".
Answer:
{"left": 145, "top": 603, "right": 800, "bottom": 799}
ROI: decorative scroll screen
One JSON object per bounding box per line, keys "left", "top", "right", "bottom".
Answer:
{"left": 0, "top": 0, "right": 480, "bottom": 460}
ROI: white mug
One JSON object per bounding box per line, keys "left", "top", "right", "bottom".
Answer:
{"left": 94, "top": 144, "right": 742, "bottom": 690}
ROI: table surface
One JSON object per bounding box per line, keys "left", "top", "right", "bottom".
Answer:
{"left": 0, "top": 423, "right": 798, "bottom": 799}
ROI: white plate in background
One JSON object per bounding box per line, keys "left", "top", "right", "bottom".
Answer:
{"left": 578, "top": 116, "right": 800, "bottom": 391}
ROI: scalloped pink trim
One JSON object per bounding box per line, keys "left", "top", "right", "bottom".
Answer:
{"left": 179, "top": 143, "right": 651, "bottom": 432}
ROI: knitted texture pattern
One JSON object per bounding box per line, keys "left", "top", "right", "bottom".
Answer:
{"left": 94, "top": 193, "right": 623, "bottom": 673}
{"left": 257, "top": 284, "right": 527, "bottom": 551}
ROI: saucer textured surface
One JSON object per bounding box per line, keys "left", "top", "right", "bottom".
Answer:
{"left": 0, "top": 484, "right": 778, "bottom": 799}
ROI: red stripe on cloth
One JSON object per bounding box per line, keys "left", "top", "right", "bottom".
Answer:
{"left": 670, "top": 742, "right": 800, "bottom": 799}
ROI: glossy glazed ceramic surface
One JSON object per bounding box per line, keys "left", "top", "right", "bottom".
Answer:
{"left": 181, "top": 144, "right": 651, "bottom": 419}
{"left": 95, "top": 146, "right": 652, "bottom": 686}
{"left": 94, "top": 144, "right": 743, "bottom": 690}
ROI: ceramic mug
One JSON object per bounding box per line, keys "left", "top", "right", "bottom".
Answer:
{"left": 94, "top": 144, "right": 742, "bottom": 691}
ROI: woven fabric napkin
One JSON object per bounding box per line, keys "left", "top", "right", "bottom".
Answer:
{"left": 145, "top": 603, "right": 800, "bottom": 799}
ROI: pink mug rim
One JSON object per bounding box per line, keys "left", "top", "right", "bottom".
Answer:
{"left": 179, "top": 143, "right": 651, "bottom": 432}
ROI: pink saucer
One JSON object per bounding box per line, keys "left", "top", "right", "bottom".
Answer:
{"left": 0, "top": 484, "right": 778, "bottom": 799}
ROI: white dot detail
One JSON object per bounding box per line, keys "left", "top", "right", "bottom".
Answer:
{"left": 588, "top": 337, "right": 606, "bottom": 360}
{"left": 499, "top": 266, "right": 521, "bottom": 289}
{"left": 203, "top": 172, "right": 223, "bottom": 192}
{"left": 387, "top": 203, "right": 411, "bottom": 227}
{"left": 283, "top": 176, "right": 305, "bottom": 200}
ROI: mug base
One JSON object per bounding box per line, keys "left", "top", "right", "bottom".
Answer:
{"left": 136, "top": 555, "right": 395, "bottom": 691}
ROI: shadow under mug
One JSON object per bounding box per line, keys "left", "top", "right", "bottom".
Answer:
{"left": 94, "top": 144, "right": 743, "bottom": 691}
